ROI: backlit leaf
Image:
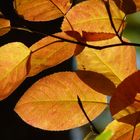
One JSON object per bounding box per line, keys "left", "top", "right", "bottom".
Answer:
{"left": 76, "top": 37, "right": 137, "bottom": 88}
{"left": 82, "top": 32, "right": 116, "bottom": 42}
{"left": 0, "top": 12, "right": 10, "bottom": 36}
{"left": 110, "top": 71, "right": 140, "bottom": 125}
{"left": 0, "top": 42, "right": 30, "bottom": 100}
{"left": 14, "top": 0, "right": 72, "bottom": 21}
{"left": 62, "top": 0, "right": 125, "bottom": 35}
{"left": 104, "top": 120, "right": 140, "bottom": 140}
{"left": 15, "top": 71, "right": 111, "bottom": 130}
{"left": 28, "top": 32, "right": 83, "bottom": 77}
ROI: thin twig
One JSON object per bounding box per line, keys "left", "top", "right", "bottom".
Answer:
{"left": 117, "top": 15, "right": 126, "bottom": 37}
{"left": 77, "top": 95, "right": 99, "bottom": 135}
{"left": 49, "top": 0, "right": 74, "bottom": 30}
{"left": 103, "top": 0, "right": 124, "bottom": 43}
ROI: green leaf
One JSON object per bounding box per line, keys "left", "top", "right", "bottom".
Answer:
{"left": 95, "top": 130, "right": 113, "bottom": 140}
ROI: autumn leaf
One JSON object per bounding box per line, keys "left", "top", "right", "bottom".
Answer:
{"left": 14, "top": 0, "right": 72, "bottom": 21}
{"left": 14, "top": 71, "right": 112, "bottom": 130}
{"left": 0, "top": 42, "right": 30, "bottom": 100}
{"left": 82, "top": 31, "right": 115, "bottom": 42}
{"left": 104, "top": 120, "right": 140, "bottom": 140}
{"left": 113, "top": 0, "right": 140, "bottom": 14}
{"left": 28, "top": 32, "right": 83, "bottom": 77}
{"left": 62, "top": 0, "right": 125, "bottom": 35}
{"left": 76, "top": 37, "right": 137, "bottom": 87}
{"left": 110, "top": 71, "right": 140, "bottom": 125}
{"left": 0, "top": 12, "right": 10, "bottom": 36}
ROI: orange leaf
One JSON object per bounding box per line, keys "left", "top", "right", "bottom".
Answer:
{"left": 15, "top": 71, "right": 110, "bottom": 130}
{"left": 28, "top": 32, "right": 83, "bottom": 77}
{"left": 76, "top": 37, "right": 137, "bottom": 87}
{"left": 0, "top": 42, "right": 30, "bottom": 100}
{"left": 104, "top": 120, "right": 140, "bottom": 140}
{"left": 82, "top": 31, "right": 115, "bottom": 42}
{"left": 14, "top": 0, "right": 72, "bottom": 21}
{"left": 62, "top": 0, "right": 125, "bottom": 35}
{"left": 0, "top": 12, "right": 10, "bottom": 36}
{"left": 110, "top": 71, "right": 140, "bottom": 126}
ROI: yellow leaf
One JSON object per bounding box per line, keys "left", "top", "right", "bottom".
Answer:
{"left": 14, "top": 0, "right": 72, "bottom": 21}
{"left": 62, "top": 0, "right": 125, "bottom": 34}
{"left": 104, "top": 120, "right": 140, "bottom": 140}
{"left": 0, "top": 12, "right": 10, "bottom": 36}
{"left": 0, "top": 42, "right": 30, "bottom": 100}
{"left": 28, "top": 32, "right": 83, "bottom": 77}
{"left": 15, "top": 71, "right": 110, "bottom": 130}
{"left": 76, "top": 37, "right": 137, "bottom": 87}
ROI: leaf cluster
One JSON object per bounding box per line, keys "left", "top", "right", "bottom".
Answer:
{"left": 0, "top": 0, "right": 140, "bottom": 139}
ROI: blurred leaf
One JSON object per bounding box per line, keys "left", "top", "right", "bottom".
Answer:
{"left": 28, "top": 32, "right": 83, "bottom": 76}
{"left": 0, "top": 12, "right": 10, "bottom": 36}
{"left": 84, "top": 130, "right": 113, "bottom": 140}
{"left": 62, "top": 0, "right": 125, "bottom": 35}
{"left": 104, "top": 120, "right": 140, "bottom": 140}
{"left": 84, "top": 132, "right": 96, "bottom": 140}
{"left": 15, "top": 71, "right": 109, "bottom": 130}
{"left": 14, "top": 0, "right": 72, "bottom": 21}
{"left": 95, "top": 130, "right": 113, "bottom": 140}
{"left": 76, "top": 37, "right": 137, "bottom": 87}
{"left": 0, "top": 42, "right": 30, "bottom": 100}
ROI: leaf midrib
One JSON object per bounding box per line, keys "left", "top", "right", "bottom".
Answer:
{"left": 93, "top": 51, "right": 122, "bottom": 84}
{"left": 0, "top": 53, "right": 30, "bottom": 82}
{"left": 65, "top": 17, "right": 122, "bottom": 27}
{"left": 16, "top": 100, "right": 107, "bottom": 107}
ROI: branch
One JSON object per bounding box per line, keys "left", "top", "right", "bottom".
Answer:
{"left": 77, "top": 95, "right": 99, "bottom": 135}
{"left": 1, "top": 26, "right": 140, "bottom": 51}
{"left": 12, "top": 26, "right": 140, "bottom": 46}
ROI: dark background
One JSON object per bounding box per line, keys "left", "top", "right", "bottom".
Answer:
{"left": 0, "top": 0, "right": 74, "bottom": 139}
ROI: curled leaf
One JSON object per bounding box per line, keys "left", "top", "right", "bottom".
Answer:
{"left": 15, "top": 71, "right": 109, "bottom": 130}
{"left": 0, "top": 42, "right": 30, "bottom": 100}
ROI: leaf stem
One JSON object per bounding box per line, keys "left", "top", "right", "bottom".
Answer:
{"left": 103, "top": 0, "right": 124, "bottom": 43}
{"left": 77, "top": 95, "right": 100, "bottom": 135}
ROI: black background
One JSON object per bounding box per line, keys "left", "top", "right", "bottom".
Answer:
{"left": 0, "top": 0, "right": 74, "bottom": 139}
